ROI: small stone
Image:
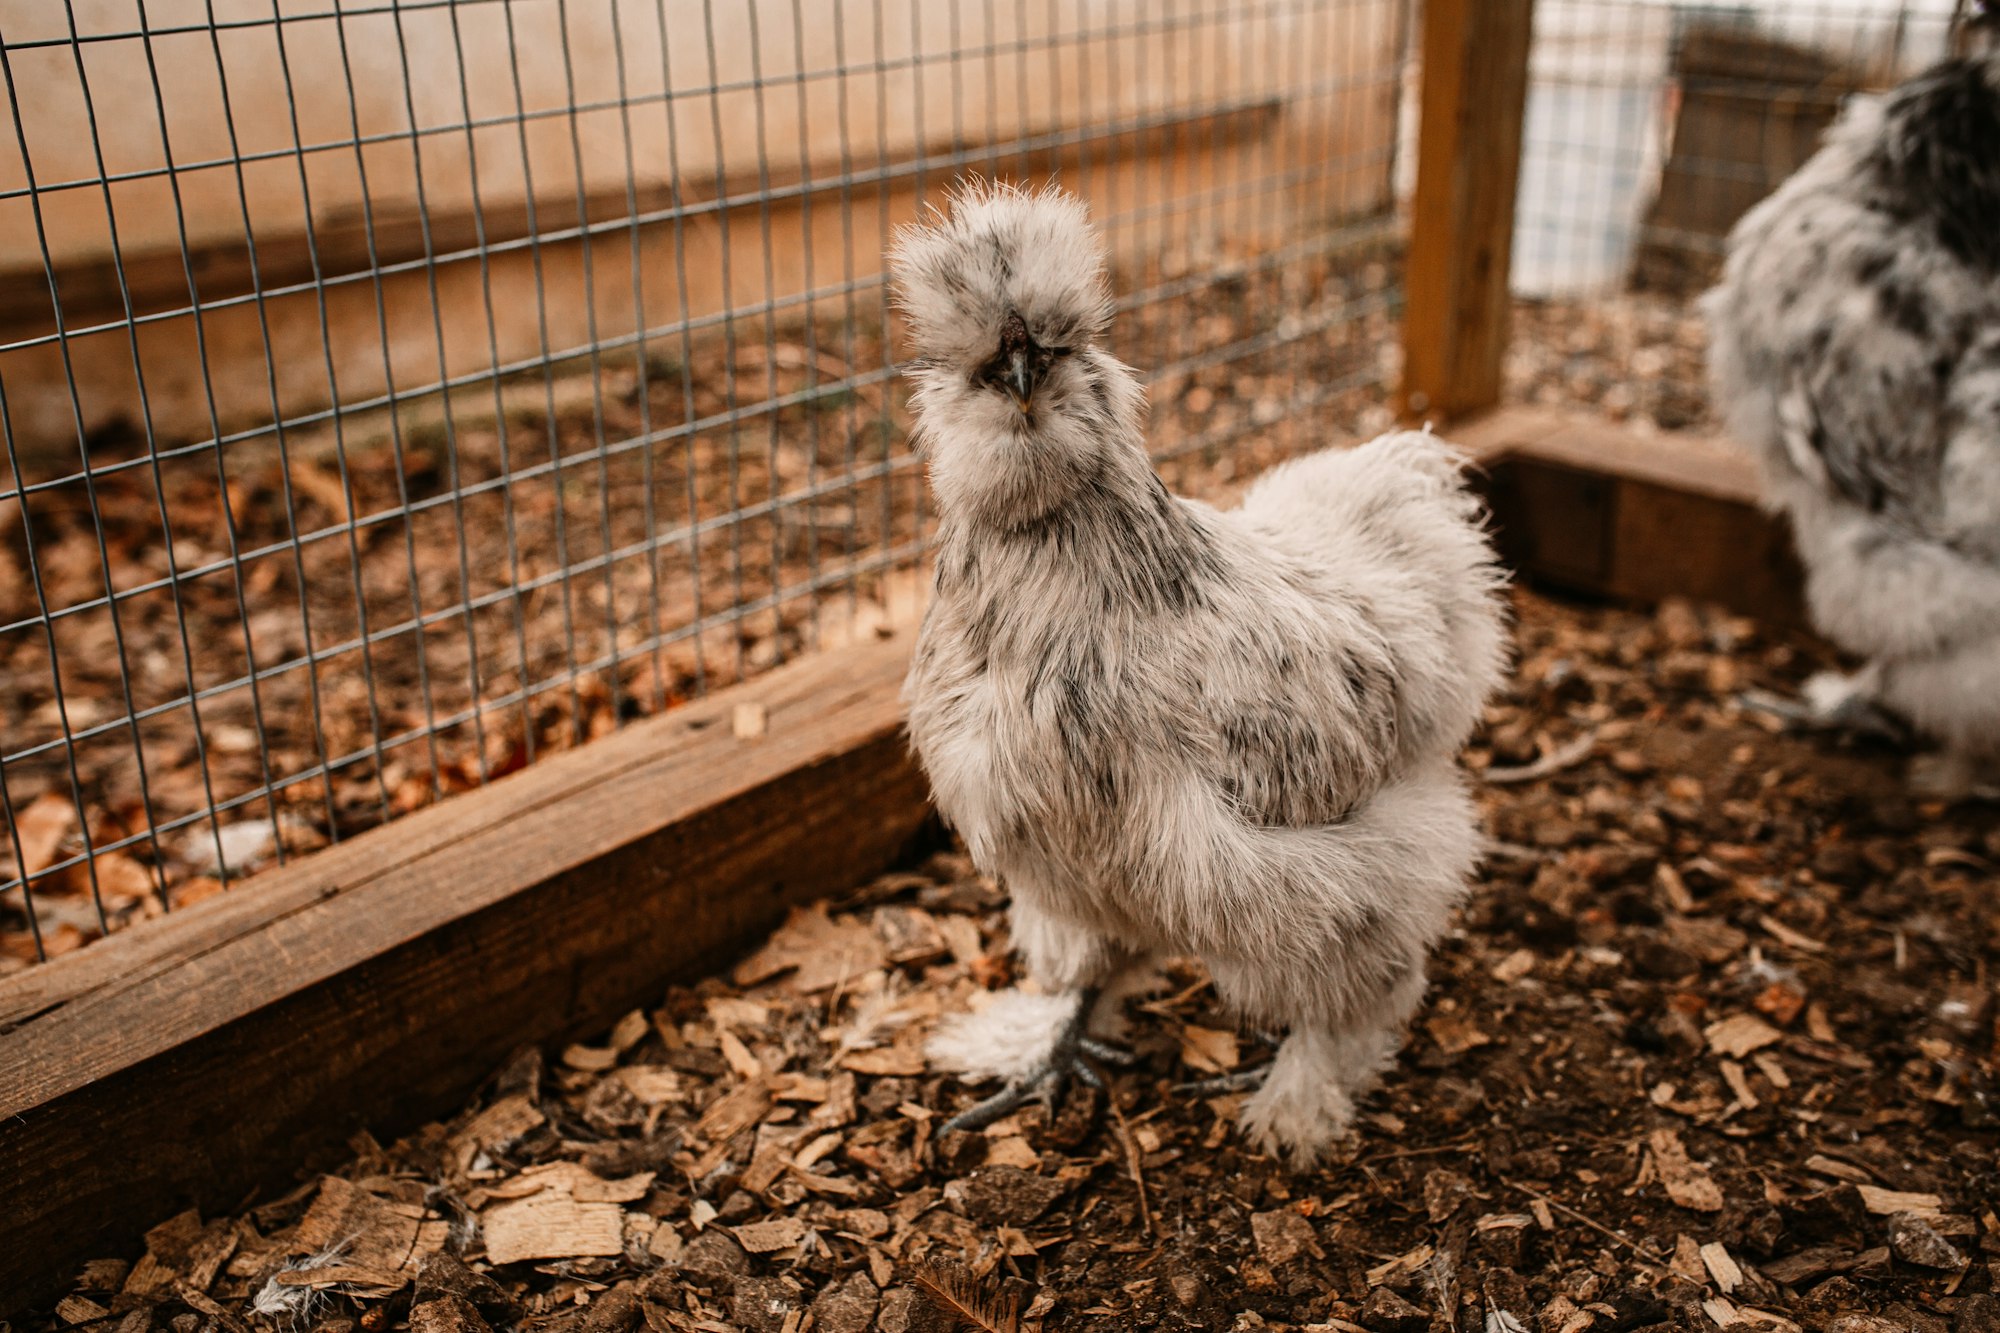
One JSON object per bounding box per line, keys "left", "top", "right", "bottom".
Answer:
{"left": 1800, "top": 1276, "right": 1864, "bottom": 1313}
{"left": 1360, "top": 1287, "right": 1430, "bottom": 1333}
{"left": 409, "top": 1296, "right": 490, "bottom": 1333}
{"left": 1250, "top": 1209, "right": 1321, "bottom": 1268}
{"left": 1171, "top": 1275, "right": 1207, "bottom": 1308}
{"left": 1955, "top": 1295, "right": 2000, "bottom": 1333}
{"left": 676, "top": 1228, "right": 752, "bottom": 1288}
{"left": 1887, "top": 1211, "right": 1964, "bottom": 1269}
{"left": 810, "top": 1273, "right": 881, "bottom": 1333}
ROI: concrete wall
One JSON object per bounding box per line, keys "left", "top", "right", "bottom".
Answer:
{"left": 0, "top": 0, "right": 1403, "bottom": 462}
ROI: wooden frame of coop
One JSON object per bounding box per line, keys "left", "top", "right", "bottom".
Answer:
{"left": 0, "top": 0, "right": 1809, "bottom": 1310}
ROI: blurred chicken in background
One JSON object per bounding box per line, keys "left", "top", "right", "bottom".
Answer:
{"left": 1706, "top": 0, "right": 2000, "bottom": 798}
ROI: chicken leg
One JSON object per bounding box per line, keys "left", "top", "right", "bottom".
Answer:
{"left": 938, "top": 987, "right": 1136, "bottom": 1134}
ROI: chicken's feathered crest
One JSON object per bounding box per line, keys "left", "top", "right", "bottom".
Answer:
{"left": 890, "top": 179, "right": 1113, "bottom": 366}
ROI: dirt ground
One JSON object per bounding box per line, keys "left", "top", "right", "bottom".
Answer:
{"left": 28, "top": 585, "right": 1999, "bottom": 1333}
{"left": 0, "top": 241, "right": 1400, "bottom": 967}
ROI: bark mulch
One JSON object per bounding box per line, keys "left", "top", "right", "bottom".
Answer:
{"left": 26, "top": 587, "right": 1999, "bottom": 1333}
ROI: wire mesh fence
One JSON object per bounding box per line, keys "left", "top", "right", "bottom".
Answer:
{"left": 1506, "top": 0, "right": 1960, "bottom": 434}
{"left": 0, "top": 0, "right": 1411, "bottom": 967}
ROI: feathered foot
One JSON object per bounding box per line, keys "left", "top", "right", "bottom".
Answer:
{"left": 1740, "top": 668, "right": 1906, "bottom": 743}
{"left": 1908, "top": 750, "right": 2000, "bottom": 802}
{"left": 932, "top": 987, "right": 1136, "bottom": 1134}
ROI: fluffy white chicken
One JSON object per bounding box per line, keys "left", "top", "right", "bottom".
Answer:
{"left": 1704, "top": 3, "right": 2000, "bottom": 796}
{"left": 890, "top": 182, "right": 1509, "bottom": 1165}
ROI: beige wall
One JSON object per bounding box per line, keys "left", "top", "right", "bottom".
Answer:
{"left": 0, "top": 0, "right": 1403, "bottom": 460}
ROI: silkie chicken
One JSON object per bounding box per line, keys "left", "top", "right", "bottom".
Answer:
{"left": 890, "top": 182, "right": 1509, "bottom": 1165}
{"left": 1705, "top": 0, "right": 2000, "bottom": 797}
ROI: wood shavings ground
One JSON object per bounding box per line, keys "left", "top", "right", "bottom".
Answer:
{"left": 23, "top": 589, "right": 2000, "bottom": 1332}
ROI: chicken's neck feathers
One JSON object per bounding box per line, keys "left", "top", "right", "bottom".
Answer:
{"left": 934, "top": 450, "right": 1227, "bottom": 643}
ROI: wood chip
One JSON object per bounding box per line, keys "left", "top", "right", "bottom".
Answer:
{"left": 271, "top": 1264, "right": 406, "bottom": 1292}
{"left": 1490, "top": 948, "right": 1537, "bottom": 982}
{"left": 718, "top": 1029, "right": 764, "bottom": 1080}
{"left": 1426, "top": 1011, "right": 1492, "bottom": 1055}
{"left": 562, "top": 1043, "right": 620, "bottom": 1072}
{"left": 56, "top": 1296, "right": 111, "bottom": 1325}
{"left": 732, "top": 702, "right": 768, "bottom": 738}
{"left": 451, "top": 1094, "right": 545, "bottom": 1170}
{"left": 615, "top": 1065, "right": 683, "bottom": 1106}
{"left": 985, "top": 1136, "right": 1041, "bottom": 1169}
{"left": 1719, "top": 1059, "right": 1758, "bottom": 1109}
{"left": 1250, "top": 1209, "right": 1322, "bottom": 1267}
{"left": 1705, "top": 1014, "right": 1782, "bottom": 1058}
{"left": 293, "top": 1178, "right": 447, "bottom": 1281}
{"left": 1649, "top": 1129, "right": 1724, "bottom": 1212}
{"left": 1700, "top": 1241, "right": 1743, "bottom": 1294}
{"left": 1856, "top": 1185, "right": 1943, "bottom": 1217}
{"left": 936, "top": 914, "right": 985, "bottom": 965}
{"left": 608, "top": 1009, "right": 650, "bottom": 1053}
{"left": 731, "top": 1218, "right": 809, "bottom": 1254}
{"left": 1757, "top": 914, "right": 1827, "bottom": 953}
{"left": 1804, "top": 1154, "right": 1875, "bottom": 1185}
{"left": 480, "top": 1192, "right": 625, "bottom": 1266}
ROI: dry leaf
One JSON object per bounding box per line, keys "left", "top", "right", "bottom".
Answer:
{"left": 1649, "top": 1129, "right": 1724, "bottom": 1212}
{"left": 1426, "top": 1011, "right": 1492, "bottom": 1056}
{"left": 1178, "top": 1024, "right": 1240, "bottom": 1075}
{"left": 733, "top": 902, "right": 888, "bottom": 993}
{"left": 1705, "top": 1014, "right": 1781, "bottom": 1058}
{"left": 13, "top": 793, "right": 75, "bottom": 876}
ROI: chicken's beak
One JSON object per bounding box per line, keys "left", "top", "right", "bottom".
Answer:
{"left": 1002, "top": 349, "right": 1037, "bottom": 414}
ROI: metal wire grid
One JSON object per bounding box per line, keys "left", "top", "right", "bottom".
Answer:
{"left": 0, "top": 0, "right": 1411, "bottom": 965}
{"left": 1514, "top": 0, "right": 1957, "bottom": 297}
{"left": 1503, "top": 0, "right": 1958, "bottom": 430}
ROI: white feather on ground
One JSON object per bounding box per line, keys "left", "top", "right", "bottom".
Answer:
{"left": 894, "top": 181, "right": 1510, "bottom": 1164}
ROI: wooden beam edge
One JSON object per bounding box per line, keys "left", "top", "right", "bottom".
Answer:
{"left": 0, "top": 629, "right": 936, "bottom": 1313}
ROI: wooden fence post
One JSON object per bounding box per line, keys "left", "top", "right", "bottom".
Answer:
{"left": 1399, "top": 0, "right": 1537, "bottom": 425}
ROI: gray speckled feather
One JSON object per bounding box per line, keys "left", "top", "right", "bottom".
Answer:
{"left": 1705, "top": 34, "right": 2000, "bottom": 769}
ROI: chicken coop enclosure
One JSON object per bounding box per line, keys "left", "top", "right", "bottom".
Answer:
{"left": 0, "top": 0, "right": 1988, "bottom": 1319}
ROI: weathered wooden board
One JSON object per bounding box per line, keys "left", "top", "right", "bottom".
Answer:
{"left": 1399, "top": 0, "right": 1538, "bottom": 424}
{"left": 1458, "top": 406, "right": 1807, "bottom": 628}
{"left": 0, "top": 630, "right": 935, "bottom": 1313}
